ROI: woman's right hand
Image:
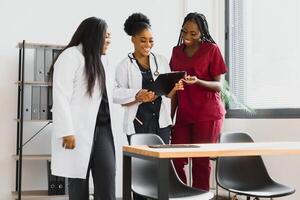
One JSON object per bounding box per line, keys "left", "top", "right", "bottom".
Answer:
{"left": 62, "top": 135, "right": 76, "bottom": 149}
{"left": 135, "top": 89, "right": 157, "bottom": 103}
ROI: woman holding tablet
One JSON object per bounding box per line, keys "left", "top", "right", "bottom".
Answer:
{"left": 113, "top": 12, "right": 183, "bottom": 145}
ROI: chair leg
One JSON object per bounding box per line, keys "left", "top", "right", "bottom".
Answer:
{"left": 246, "top": 196, "right": 250, "bottom": 200}
{"left": 215, "top": 184, "right": 218, "bottom": 199}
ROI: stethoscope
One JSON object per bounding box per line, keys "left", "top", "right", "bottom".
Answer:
{"left": 128, "top": 52, "right": 160, "bottom": 76}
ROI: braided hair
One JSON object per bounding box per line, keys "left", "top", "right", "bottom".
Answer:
{"left": 177, "top": 12, "right": 215, "bottom": 46}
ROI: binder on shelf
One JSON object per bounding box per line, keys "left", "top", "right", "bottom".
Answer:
{"left": 56, "top": 176, "right": 66, "bottom": 195}
{"left": 40, "top": 87, "right": 48, "bottom": 120}
{"left": 23, "top": 85, "right": 32, "bottom": 120}
{"left": 44, "top": 49, "right": 53, "bottom": 82}
{"left": 47, "top": 161, "right": 66, "bottom": 195}
{"left": 34, "top": 48, "right": 45, "bottom": 81}
{"left": 31, "top": 86, "right": 41, "bottom": 120}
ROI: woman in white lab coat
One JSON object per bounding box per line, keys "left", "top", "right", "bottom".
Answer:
{"left": 114, "top": 13, "right": 183, "bottom": 144}
{"left": 114, "top": 13, "right": 183, "bottom": 200}
{"left": 50, "top": 17, "right": 115, "bottom": 200}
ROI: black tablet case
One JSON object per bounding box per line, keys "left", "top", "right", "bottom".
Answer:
{"left": 150, "top": 71, "right": 186, "bottom": 96}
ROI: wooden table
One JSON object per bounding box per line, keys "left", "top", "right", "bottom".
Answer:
{"left": 123, "top": 142, "right": 300, "bottom": 200}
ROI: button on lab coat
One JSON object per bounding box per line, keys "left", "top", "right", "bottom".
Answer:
{"left": 113, "top": 53, "right": 172, "bottom": 135}
{"left": 51, "top": 44, "right": 115, "bottom": 178}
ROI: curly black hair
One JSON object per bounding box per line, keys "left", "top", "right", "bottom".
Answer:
{"left": 124, "top": 13, "right": 151, "bottom": 36}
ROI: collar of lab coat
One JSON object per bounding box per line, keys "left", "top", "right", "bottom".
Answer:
{"left": 128, "top": 52, "right": 159, "bottom": 79}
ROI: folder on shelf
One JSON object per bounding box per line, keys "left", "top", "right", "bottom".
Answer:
{"left": 56, "top": 176, "right": 66, "bottom": 195}
{"left": 31, "top": 86, "right": 41, "bottom": 120}
{"left": 34, "top": 48, "right": 45, "bottom": 81}
{"left": 44, "top": 49, "right": 53, "bottom": 82}
{"left": 47, "top": 161, "right": 66, "bottom": 195}
{"left": 40, "top": 87, "right": 48, "bottom": 120}
{"left": 149, "top": 71, "right": 186, "bottom": 96}
{"left": 23, "top": 85, "right": 32, "bottom": 120}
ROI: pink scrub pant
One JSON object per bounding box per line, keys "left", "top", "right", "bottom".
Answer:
{"left": 171, "top": 118, "right": 223, "bottom": 190}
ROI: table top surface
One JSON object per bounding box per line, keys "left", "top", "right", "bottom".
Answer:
{"left": 123, "top": 142, "right": 300, "bottom": 158}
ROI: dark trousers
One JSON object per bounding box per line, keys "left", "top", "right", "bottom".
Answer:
{"left": 68, "top": 125, "right": 116, "bottom": 200}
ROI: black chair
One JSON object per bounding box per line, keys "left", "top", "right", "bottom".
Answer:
{"left": 128, "top": 133, "right": 214, "bottom": 200}
{"left": 215, "top": 132, "right": 295, "bottom": 200}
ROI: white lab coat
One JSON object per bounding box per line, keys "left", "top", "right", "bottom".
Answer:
{"left": 113, "top": 53, "right": 172, "bottom": 135}
{"left": 51, "top": 44, "right": 115, "bottom": 178}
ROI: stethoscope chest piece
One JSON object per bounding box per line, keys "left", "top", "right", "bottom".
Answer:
{"left": 153, "top": 71, "right": 159, "bottom": 76}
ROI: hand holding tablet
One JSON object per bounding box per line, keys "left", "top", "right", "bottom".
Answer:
{"left": 150, "top": 71, "right": 186, "bottom": 96}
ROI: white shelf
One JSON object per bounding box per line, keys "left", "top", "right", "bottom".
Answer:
{"left": 17, "top": 42, "right": 65, "bottom": 49}
{"left": 13, "top": 154, "right": 51, "bottom": 161}
{"left": 12, "top": 190, "right": 68, "bottom": 199}
{"left": 15, "top": 81, "right": 52, "bottom": 86}
{"left": 15, "top": 119, "right": 52, "bottom": 123}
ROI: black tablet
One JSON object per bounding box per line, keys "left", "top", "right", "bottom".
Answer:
{"left": 150, "top": 71, "right": 186, "bottom": 96}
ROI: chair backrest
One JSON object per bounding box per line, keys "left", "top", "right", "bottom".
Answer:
{"left": 216, "top": 132, "right": 273, "bottom": 191}
{"left": 128, "top": 133, "right": 164, "bottom": 145}
{"left": 129, "top": 133, "right": 187, "bottom": 198}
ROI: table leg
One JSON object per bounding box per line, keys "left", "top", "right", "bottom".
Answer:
{"left": 158, "top": 158, "right": 169, "bottom": 200}
{"left": 123, "top": 155, "right": 132, "bottom": 200}
{"left": 188, "top": 157, "right": 192, "bottom": 186}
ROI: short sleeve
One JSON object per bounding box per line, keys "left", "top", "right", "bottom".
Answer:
{"left": 209, "top": 45, "right": 228, "bottom": 77}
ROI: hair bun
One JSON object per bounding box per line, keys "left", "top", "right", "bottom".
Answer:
{"left": 124, "top": 13, "right": 151, "bottom": 36}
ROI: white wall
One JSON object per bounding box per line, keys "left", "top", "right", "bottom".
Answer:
{"left": 0, "top": 0, "right": 185, "bottom": 199}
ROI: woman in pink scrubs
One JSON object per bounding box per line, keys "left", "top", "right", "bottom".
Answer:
{"left": 170, "top": 12, "right": 228, "bottom": 191}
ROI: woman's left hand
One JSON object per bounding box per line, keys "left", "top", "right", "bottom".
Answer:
{"left": 183, "top": 75, "right": 199, "bottom": 84}
{"left": 166, "top": 80, "right": 184, "bottom": 98}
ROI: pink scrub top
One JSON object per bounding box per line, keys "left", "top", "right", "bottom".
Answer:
{"left": 170, "top": 42, "right": 228, "bottom": 124}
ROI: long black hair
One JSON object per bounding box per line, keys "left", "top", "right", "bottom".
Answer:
{"left": 49, "top": 17, "right": 107, "bottom": 97}
{"left": 177, "top": 12, "right": 215, "bottom": 46}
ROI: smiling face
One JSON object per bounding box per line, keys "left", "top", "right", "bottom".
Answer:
{"left": 102, "top": 32, "right": 111, "bottom": 55}
{"left": 131, "top": 28, "right": 154, "bottom": 57}
{"left": 181, "top": 20, "right": 201, "bottom": 47}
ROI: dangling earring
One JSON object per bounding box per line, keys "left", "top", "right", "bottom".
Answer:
{"left": 201, "top": 35, "right": 205, "bottom": 42}
{"left": 198, "top": 36, "right": 203, "bottom": 45}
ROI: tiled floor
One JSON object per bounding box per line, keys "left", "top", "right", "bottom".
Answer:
{"left": 212, "top": 195, "right": 231, "bottom": 200}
